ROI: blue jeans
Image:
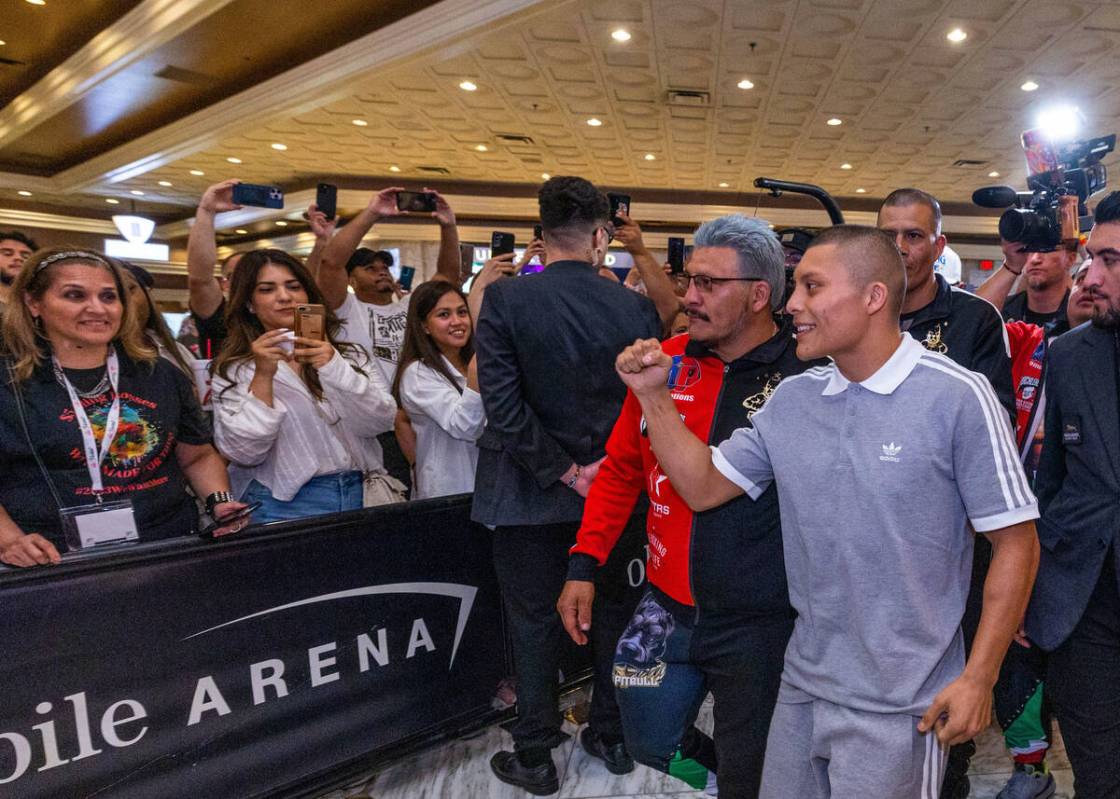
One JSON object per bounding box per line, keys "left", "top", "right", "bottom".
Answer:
{"left": 242, "top": 471, "right": 362, "bottom": 524}
{"left": 614, "top": 589, "right": 791, "bottom": 798}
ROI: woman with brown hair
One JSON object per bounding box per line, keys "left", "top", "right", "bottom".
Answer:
{"left": 0, "top": 248, "right": 246, "bottom": 567}
{"left": 391, "top": 280, "right": 485, "bottom": 499}
{"left": 210, "top": 249, "right": 396, "bottom": 522}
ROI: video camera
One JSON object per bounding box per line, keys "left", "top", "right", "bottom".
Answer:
{"left": 972, "top": 131, "right": 1115, "bottom": 252}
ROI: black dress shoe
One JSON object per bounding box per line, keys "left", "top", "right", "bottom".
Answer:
{"left": 579, "top": 726, "right": 635, "bottom": 775}
{"left": 489, "top": 750, "right": 559, "bottom": 795}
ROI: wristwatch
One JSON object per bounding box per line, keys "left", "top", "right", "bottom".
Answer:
{"left": 564, "top": 465, "right": 581, "bottom": 490}
{"left": 205, "top": 491, "right": 235, "bottom": 516}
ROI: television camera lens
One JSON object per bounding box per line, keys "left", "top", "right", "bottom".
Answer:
{"left": 998, "top": 207, "right": 1060, "bottom": 252}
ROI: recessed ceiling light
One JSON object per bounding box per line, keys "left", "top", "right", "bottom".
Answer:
{"left": 189, "top": 169, "right": 205, "bottom": 176}
{"left": 459, "top": 80, "right": 478, "bottom": 91}
{"left": 644, "top": 153, "right": 656, "bottom": 161}
{"left": 106, "top": 198, "right": 120, "bottom": 205}
{"left": 737, "top": 78, "right": 755, "bottom": 90}
{"left": 827, "top": 117, "right": 842, "bottom": 126}
{"left": 235, "top": 229, "right": 248, "bottom": 235}
{"left": 26, "top": 0, "right": 46, "bottom": 6}
{"left": 611, "top": 29, "right": 631, "bottom": 42}
{"left": 856, "top": 188, "right": 867, "bottom": 193}
{"left": 130, "top": 190, "right": 144, "bottom": 195}
{"left": 226, "top": 157, "right": 242, "bottom": 164}
{"left": 271, "top": 143, "right": 287, "bottom": 151}
{"left": 17, "top": 190, "right": 31, "bottom": 196}
{"left": 475, "top": 144, "right": 488, "bottom": 152}
{"left": 541, "top": 173, "right": 550, "bottom": 180}
{"left": 389, "top": 165, "right": 401, "bottom": 172}
{"left": 718, "top": 182, "right": 729, "bottom": 188}
{"left": 947, "top": 28, "right": 967, "bottom": 43}
{"left": 158, "top": 180, "right": 172, "bottom": 187}
{"left": 840, "top": 163, "right": 852, "bottom": 170}
{"left": 989, "top": 171, "right": 1001, "bottom": 177}
{"left": 1021, "top": 80, "right": 1039, "bottom": 92}
{"left": 587, "top": 118, "right": 603, "bottom": 127}
{"left": 0, "top": 41, "right": 6, "bottom": 46}
{"left": 352, "top": 119, "right": 368, "bottom": 127}
{"left": 275, "top": 220, "right": 288, "bottom": 227}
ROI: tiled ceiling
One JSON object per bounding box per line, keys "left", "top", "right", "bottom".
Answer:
{"left": 6, "top": 0, "right": 1120, "bottom": 222}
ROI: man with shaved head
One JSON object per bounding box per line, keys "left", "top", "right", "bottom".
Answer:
{"left": 612, "top": 225, "right": 1040, "bottom": 798}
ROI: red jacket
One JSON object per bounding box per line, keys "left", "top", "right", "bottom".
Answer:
{"left": 568, "top": 327, "right": 816, "bottom": 615}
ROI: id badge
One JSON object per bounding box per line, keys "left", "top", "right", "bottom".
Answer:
{"left": 59, "top": 500, "right": 139, "bottom": 550}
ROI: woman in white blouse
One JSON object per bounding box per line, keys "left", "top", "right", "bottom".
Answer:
{"left": 211, "top": 250, "right": 395, "bottom": 522}
{"left": 392, "top": 280, "right": 485, "bottom": 499}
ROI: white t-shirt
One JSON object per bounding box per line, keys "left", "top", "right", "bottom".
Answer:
{"left": 399, "top": 357, "right": 486, "bottom": 499}
{"left": 337, "top": 292, "right": 413, "bottom": 383}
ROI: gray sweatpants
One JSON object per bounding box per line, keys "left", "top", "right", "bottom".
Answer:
{"left": 760, "top": 697, "right": 947, "bottom": 799}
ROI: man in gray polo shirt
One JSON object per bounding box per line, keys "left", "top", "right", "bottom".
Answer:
{"left": 614, "top": 225, "right": 1040, "bottom": 798}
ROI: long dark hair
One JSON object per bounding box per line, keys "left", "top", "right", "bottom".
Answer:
{"left": 391, "top": 280, "right": 473, "bottom": 406}
{"left": 212, "top": 249, "right": 364, "bottom": 401}
{"left": 113, "top": 259, "right": 193, "bottom": 378}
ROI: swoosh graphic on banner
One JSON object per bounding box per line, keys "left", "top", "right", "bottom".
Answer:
{"left": 182, "top": 582, "right": 478, "bottom": 670}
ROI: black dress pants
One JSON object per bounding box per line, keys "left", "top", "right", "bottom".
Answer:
{"left": 1047, "top": 552, "right": 1120, "bottom": 799}
{"left": 492, "top": 522, "right": 630, "bottom": 755}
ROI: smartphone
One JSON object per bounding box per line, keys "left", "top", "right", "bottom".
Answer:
{"left": 294, "top": 303, "right": 326, "bottom": 341}
{"left": 667, "top": 237, "right": 685, "bottom": 274}
{"left": 316, "top": 182, "right": 337, "bottom": 219}
{"left": 491, "top": 231, "right": 515, "bottom": 257}
{"left": 398, "top": 265, "right": 416, "bottom": 291}
{"left": 533, "top": 223, "right": 543, "bottom": 241}
{"left": 607, "top": 192, "right": 631, "bottom": 226}
{"left": 198, "top": 501, "right": 262, "bottom": 539}
{"left": 396, "top": 190, "right": 437, "bottom": 213}
{"left": 232, "top": 183, "right": 284, "bottom": 209}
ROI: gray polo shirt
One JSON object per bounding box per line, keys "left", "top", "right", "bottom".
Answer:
{"left": 712, "top": 333, "right": 1038, "bottom": 714}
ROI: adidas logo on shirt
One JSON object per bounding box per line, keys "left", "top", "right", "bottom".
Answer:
{"left": 879, "top": 442, "right": 903, "bottom": 463}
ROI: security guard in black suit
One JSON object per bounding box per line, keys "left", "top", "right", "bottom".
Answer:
{"left": 1025, "top": 190, "right": 1120, "bottom": 799}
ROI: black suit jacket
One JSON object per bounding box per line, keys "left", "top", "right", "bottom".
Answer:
{"left": 1025, "top": 322, "right": 1120, "bottom": 651}
{"left": 471, "top": 261, "right": 661, "bottom": 527}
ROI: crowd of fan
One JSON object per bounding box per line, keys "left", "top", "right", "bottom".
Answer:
{"left": 0, "top": 173, "right": 1116, "bottom": 799}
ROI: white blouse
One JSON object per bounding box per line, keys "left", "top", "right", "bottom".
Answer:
{"left": 212, "top": 351, "right": 396, "bottom": 501}
{"left": 399, "top": 357, "right": 486, "bottom": 500}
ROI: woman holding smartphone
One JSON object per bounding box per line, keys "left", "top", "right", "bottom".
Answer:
{"left": 0, "top": 248, "right": 246, "bottom": 567}
{"left": 392, "top": 280, "right": 485, "bottom": 499}
{"left": 211, "top": 249, "right": 396, "bottom": 522}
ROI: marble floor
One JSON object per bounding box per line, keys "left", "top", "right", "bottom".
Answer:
{"left": 316, "top": 695, "right": 1073, "bottom": 799}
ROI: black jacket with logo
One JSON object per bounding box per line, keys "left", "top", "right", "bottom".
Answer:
{"left": 902, "top": 274, "right": 1015, "bottom": 418}
{"left": 571, "top": 323, "right": 821, "bottom": 620}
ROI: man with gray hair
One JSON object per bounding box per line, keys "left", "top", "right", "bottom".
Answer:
{"left": 558, "top": 214, "right": 821, "bottom": 797}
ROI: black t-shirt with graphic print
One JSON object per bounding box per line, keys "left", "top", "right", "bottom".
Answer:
{"left": 0, "top": 347, "right": 212, "bottom": 552}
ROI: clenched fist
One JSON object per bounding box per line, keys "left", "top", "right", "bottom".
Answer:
{"left": 615, "top": 338, "right": 672, "bottom": 397}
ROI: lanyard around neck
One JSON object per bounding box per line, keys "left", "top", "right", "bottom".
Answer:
{"left": 53, "top": 348, "right": 121, "bottom": 503}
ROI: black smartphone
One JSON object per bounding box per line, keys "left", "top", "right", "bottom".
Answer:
{"left": 533, "top": 223, "right": 543, "bottom": 241}
{"left": 232, "top": 183, "right": 284, "bottom": 209}
{"left": 398, "top": 265, "right": 416, "bottom": 291}
{"left": 316, "top": 182, "right": 337, "bottom": 219}
{"left": 607, "top": 192, "right": 631, "bottom": 226}
{"left": 198, "top": 501, "right": 262, "bottom": 539}
{"left": 667, "top": 237, "right": 685, "bottom": 274}
{"left": 491, "top": 231, "right": 515, "bottom": 257}
{"left": 396, "top": 190, "right": 437, "bottom": 213}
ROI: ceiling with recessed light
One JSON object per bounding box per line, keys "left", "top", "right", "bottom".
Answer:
{"left": 3, "top": 0, "right": 1120, "bottom": 238}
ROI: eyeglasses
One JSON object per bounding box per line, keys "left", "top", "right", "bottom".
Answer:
{"left": 681, "top": 272, "right": 766, "bottom": 293}
{"left": 597, "top": 225, "right": 615, "bottom": 245}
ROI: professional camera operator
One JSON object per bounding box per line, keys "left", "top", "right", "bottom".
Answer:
{"left": 473, "top": 176, "right": 660, "bottom": 795}
{"left": 995, "top": 239, "right": 1075, "bottom": 336}
{"left": 1023, "top": 191, "right": 1120, "bottom": 799}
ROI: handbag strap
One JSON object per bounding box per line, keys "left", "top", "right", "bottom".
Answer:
{"left": 7, "top": 360, "right": 66, "bottom": 511}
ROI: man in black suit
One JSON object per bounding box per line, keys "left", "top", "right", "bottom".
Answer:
{"left": 473, "top": 176, "right": 661, "bottom": 795}
{"left": 1025, "top": 190, "right": 1120, "bottom": 799}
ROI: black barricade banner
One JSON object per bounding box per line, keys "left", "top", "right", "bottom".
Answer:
{"left": 0, "top": 498, "right": 509, "bottom": 798}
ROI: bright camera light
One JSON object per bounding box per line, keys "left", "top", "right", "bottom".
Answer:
{"left": 1036, "top": 104, "right": 1082, "bottom": 142}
